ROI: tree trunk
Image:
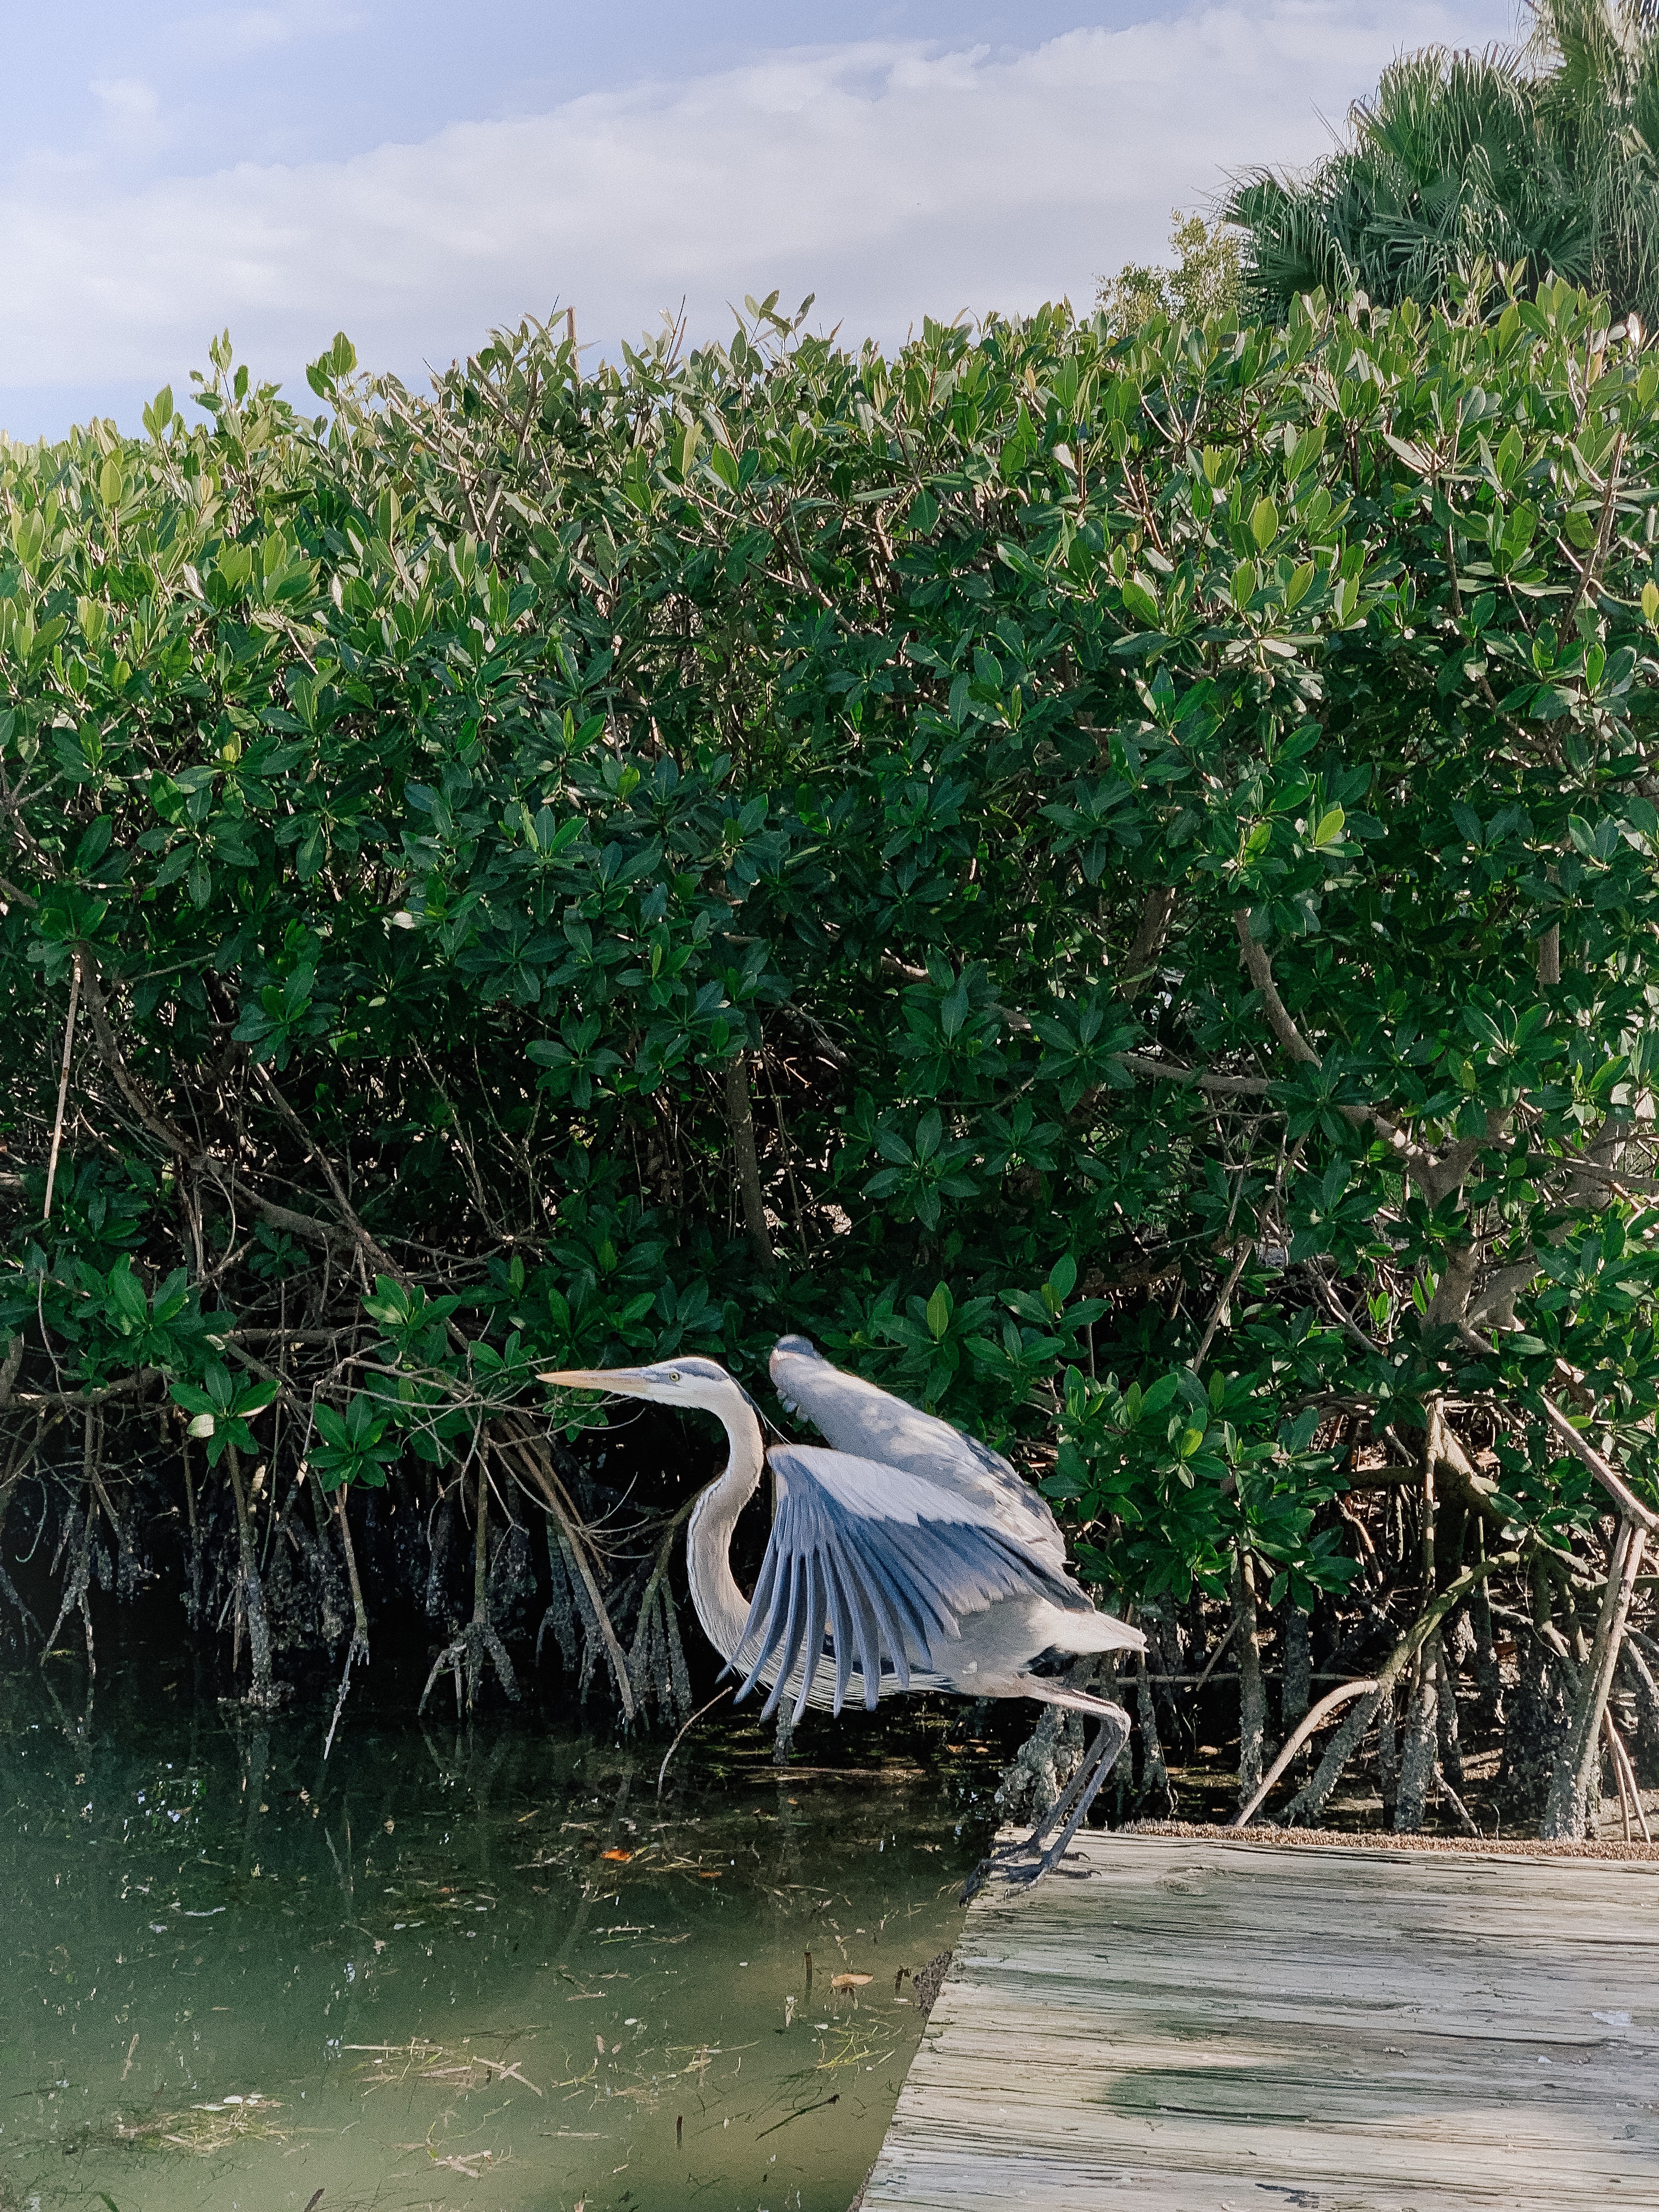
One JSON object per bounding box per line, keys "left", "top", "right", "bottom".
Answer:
{"left": 1499, "top": 1561, "right": 1573, "bottom": 1828}
{"left": 1542, "top": 1522, "right": 1645, "bottom": 1841}
{"left": 1376, "top": 1684, "right": 1399, "bottom": 1823}
{"left": 1469, "top": 1561, "right": 1503, "bottom": 1729}
{"left": 1118, "top": 885, "right": 1176, "bottom": 999}
{"left": 180, "top": 1429, "right": 202, "bottom": 1629}
{"left": 225, "top": 1444, "right": 274, "bottom": 1710}
{"left": 1282, "top": 1606, "right": 1311, "bottom": 1740}
{"left": 1133, "top": 1645, "right": 1171, "bottom": 1812}
{"left": 467, "top": 1450, "right": 489, "bottom": 1710}
{"left": 1234, "top": 1547, "right": 1267, "bottom": 1808}
{"left": 724, "top": 1050, "right": 774, "bottom": 1277}
{"left": 1395, "top": 1637, "right": 1439, "bottom": 1833}
{"left": 998, "top": 1700, "right": 1085, "bottom": 1824}
{"left": 1436, "top": 1631, "right": 1465, "bottom": 1789}
{"left": 1143, "top": 1606, "right": 1183, "bottom": 1742}
{"left": 1622, "top": 1635, "right": 1659, "bottom": 1769}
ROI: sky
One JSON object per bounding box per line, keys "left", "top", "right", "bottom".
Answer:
{"left": 2, "top": 1, "right": 1521, "bottom": 441}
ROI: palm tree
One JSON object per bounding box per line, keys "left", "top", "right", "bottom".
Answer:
{"left": 1226, "top": 3, "right": 1659, "bottom": 324}
{"left": 1534, "top": 0, "right": 1659, "bottom": 317}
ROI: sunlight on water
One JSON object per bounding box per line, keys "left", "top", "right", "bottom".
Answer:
{"left": 0, "top": 1656, "right": 997, "bottom": 2212}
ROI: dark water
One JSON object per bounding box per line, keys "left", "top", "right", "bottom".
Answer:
{"left": 0, "top": 1649, "right": 1002, "bottom": 2212}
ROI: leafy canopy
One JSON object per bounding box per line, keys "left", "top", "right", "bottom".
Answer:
{"left": 1228, "top": 1, "right": 1659, "bottom": 328}
{"left": 3, "top": 277, "right": 1658, "bottom": 1612}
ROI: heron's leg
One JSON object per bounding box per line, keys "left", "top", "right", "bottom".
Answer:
{"left": 964, "top": 1756, "right": 1095, "bottom": 1900}
{"left": 1015, "top": 1699, "right": 1124, "bottom": 1854}
{"left": 1015, "top": 1705, "right": 1131, "bottom": 1883}
{"left": 1025, "top": 1727, "right": 1105, "bottom": 1853}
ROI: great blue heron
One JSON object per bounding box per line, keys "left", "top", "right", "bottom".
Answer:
{"left": 540, "top": 1335, "right": 1139, "bottom": 1881}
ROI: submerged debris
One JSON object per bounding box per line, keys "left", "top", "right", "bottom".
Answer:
{"left": 107, "top": 2095, "right": 286, "bottom": 2155}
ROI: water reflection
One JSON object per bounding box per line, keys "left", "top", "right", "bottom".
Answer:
{"left": 0, "top": 1654, "right": 999, "bottom": 2211}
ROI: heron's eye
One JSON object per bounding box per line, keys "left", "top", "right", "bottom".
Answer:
{"left": 668, "top": 1370, "right": 681, "bottom": 1384}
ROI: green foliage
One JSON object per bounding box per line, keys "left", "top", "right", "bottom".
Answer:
{"left": 169, "top": 1364, "right": 279, "bottom": 1469}
{"left": 1228, "top": 2, "right": 1659, "bottom": 325}
{"left": 1097, "top": 211, "right": 1242, "bottom": 338}
{"left": 1053, "top": 1353, "right": 1357, "bottom": 1608}
{"left": 309, "top": 1392, "right": 402, "bottom": 1493}
{"left": 3, "top": 273, "right": 1658, "bottom": 1615}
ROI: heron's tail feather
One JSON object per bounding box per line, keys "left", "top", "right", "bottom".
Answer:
{"left": 1061, "top": 1609, "right": 1146, "bottom": 1656}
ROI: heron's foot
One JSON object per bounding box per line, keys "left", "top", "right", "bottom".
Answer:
{"left": 963, "top": 1839, "right": 1073, "bottom": 1896}
{"left": 1007, "top": 1822, "right": 1091, "bottom": 1888}
{"left": 961, "top": 1815, "right": 1056, "bottom": 1898}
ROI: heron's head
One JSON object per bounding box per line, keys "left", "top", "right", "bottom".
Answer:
{"left": 538, "top": 1355, "right": 743, "bottom": 1420}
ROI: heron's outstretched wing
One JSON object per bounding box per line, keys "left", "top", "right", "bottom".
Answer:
{"left": 736, "top": 1443, "right": 1077, "bottom": 1723}
{"left": 769, "top": 1335, "right": 1071, "bottom": 1576}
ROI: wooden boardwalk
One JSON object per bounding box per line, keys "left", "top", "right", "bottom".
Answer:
{"left": 862, "top": 1831, "right": 1659, "bottom": 2210}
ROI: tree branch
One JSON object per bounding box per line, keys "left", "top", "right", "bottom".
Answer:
{"left": 1457, "top": 1319, "right": 1659, "bottom": 1537}
{"left": 256, "top": 1065, "right": 408, "bottom": 1286}
{"left": 1232, "top": 912, "right": 1488, "bottom": 1200}
{"left": 1115, "top": 1051, "right": 1271, "bottom": 1097}
{"left": 723, "top": 1050, "right": 774, "bottom": 1279}
{"left": 1117, "top": 885, "right": 1175, "bottom": 1001}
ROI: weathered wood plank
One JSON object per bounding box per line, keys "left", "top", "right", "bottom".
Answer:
{"left": 862, "top": 1832, "right": 1659, "bottom": 2210}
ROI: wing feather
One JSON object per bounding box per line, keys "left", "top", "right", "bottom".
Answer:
{"left": 740, "top": 1543, "right": 792, "bottom": 1704}
{"left": 825, "top": 1547, "right": 859, "bottom": 1713}
{"left": 871, "top": 1564, "right": 935, "bottom": 1672}
{"left": 735, "top": 1444, "right": 1078, "bottom": 1716}
{"left": 792, "top": 1554, "right": 830, "bottom": 1726}
{"left": 759, "top": 1554, "right": 811, "bottom": 1723}
{"left": 833, "top": 1536, "right": 883, "bottom": 1709}
{"left": 771, "top": 1335, "right": 1074, "bottom": 1578}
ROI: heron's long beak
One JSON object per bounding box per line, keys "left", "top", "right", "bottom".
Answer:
{"left": 539, "top": 1367, "right": 656, "bottom": 1397}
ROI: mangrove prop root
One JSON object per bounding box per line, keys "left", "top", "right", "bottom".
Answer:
{"left": 5, "top": 1355, "right": 1657, "bottom": 1843}
{"left": 42, "top": 1490, "right": 97, "bottom": 1677}
{"left": 322, "top": 1491, "right": 371, "bottom": 1760}
{"left": 420, "top": 1453, "right": 519, "bottom": 1717}
{"left": 226, "top": 1443, "right": 276, "bottom": 1710}
{"left": 1543, "top": 1519, "right": 1647, "bottom": 1840}
{"left": 1233, "top": 1545, "right": 1268, "bottom": 1809}
{"left": 1283, "top": 1551, "right": 1520, "bottom": 1829}
{"left": 1233, "top": 1676, "right": 1382, "bottom": 1829}
{"left": 498, "top": 1420, "right": 634, "bottom": 1716}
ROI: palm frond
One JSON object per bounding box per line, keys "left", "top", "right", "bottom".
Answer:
{"left": 1228, "top": 8, "right": 1659, "bottom": 323}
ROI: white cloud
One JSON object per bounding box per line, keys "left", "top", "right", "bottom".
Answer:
{"left": 172, "top": 4, "right": 364, "bottom": 54}
{"left": 2, "top": 3, "right": 1513, "bottom": 407}
{"left": 89, "top": 76, "right": 168, "bottom": 156}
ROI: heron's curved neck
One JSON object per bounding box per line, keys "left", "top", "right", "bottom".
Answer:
{"left": 686, "top": 1390, "right": 766, "bottom": 1664}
